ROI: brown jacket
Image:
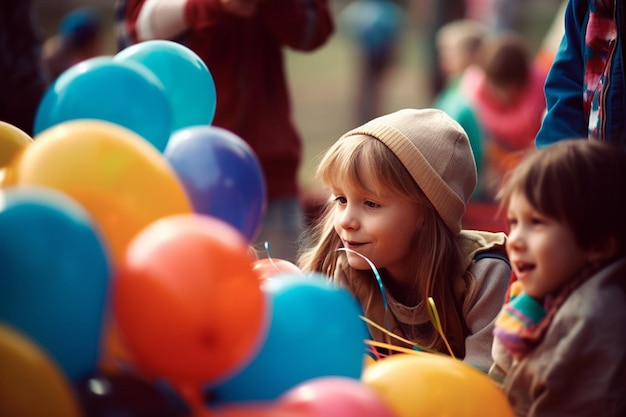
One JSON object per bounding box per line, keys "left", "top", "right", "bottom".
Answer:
{"left": 500, "top": 257, "right": 626, "bottom": 417}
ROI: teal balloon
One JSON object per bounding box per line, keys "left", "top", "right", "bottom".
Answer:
{"left": 0, "top": 186, "right": 111, "bottom": 382}
{"left": 115, "top": 40, "right": 217, "bottom": 131}
{"left": 34, "top": 56, "right": 172, "bottom": 152}
{"left": 206, "top": 273, "right": 368, "bottom": 403}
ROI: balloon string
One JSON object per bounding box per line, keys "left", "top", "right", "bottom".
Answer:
{"left": 367, "top": 344, "right": 388, "bottom": 360}
{"left": 365, "top": 340, "right": 427, "bottom": 356}
{"left": 335, "top": 247, "right": 389, "bottom": 331}
{"left": 360, "top": 315, "right": 438, "bottom": 354}
{"left": 427, "top": 297, "right": 456, "bottom": 358}
{"left": 335, "top": 248, "right": 454, "bottom": 358}
{"left": 264, "top": 241, "right": 280, "bottom": 271}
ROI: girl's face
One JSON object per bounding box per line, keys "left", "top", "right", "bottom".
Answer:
{"left": 331, "top": 171, "right": 425, "bottom": 282}
{"left": 505, "top": 191, "right": 591, "bottom": 300}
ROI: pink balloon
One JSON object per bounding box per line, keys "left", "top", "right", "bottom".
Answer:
{"left": 252, "top": 258, "right": 303, "bottom": 281}
{"left": 277, "top": 376, "right": 397, "bottom": 417}
{"left": 212, "top": 402, "right": 308, "bottom": 417}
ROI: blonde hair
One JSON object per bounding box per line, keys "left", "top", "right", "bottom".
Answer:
{"left": 299, "top": 135, "right": 475, "bottom": 356}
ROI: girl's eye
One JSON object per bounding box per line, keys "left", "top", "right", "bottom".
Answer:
{"left": 333, "top": 195, "right": 347, "bottom": 205}
{"left": 506, "top": 218, "right": 518, "bottom": 227}
{"left": 530, "top": 216, "right": 545, "bottom": 225}
{"left": 365, "top": 200, "right": 380, "bottom": 209}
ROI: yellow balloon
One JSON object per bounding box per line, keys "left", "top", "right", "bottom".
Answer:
{"left": 0, "top": 324, "right": 83, "bottom": 417}
{"left": 361, "top": 353, "right": 514, "bottom": 417}
{"left": 363, "top": 354, "right": 376, "bottom": 370}
{"left": 0, "top": 121, "right": 33, "bottom": 167}
{"left": 4, "top": 119, "right": 192, "bottom": 265}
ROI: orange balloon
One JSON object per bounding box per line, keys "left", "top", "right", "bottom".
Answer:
{"left": 361, "top": 353, "right": 514, "bottom": 417}
{"left": 4, "top": 119, "right": 192, "bottom": 265}
{"left": 251, "top": 258, "right": 303, "bottom": 280}
{"left": 0, "top": 121, "right": 33, "bottom": 168}
{"left": 0, "top": 324, "right": 83, "bottom": 417}
{"left": 114, "top": 214, "right": 268, "bottom": 388}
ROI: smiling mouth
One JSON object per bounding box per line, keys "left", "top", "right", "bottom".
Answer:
{"left": 514, "top": 262, "right": 535, "bottom": 276}
{"left": 343, "top": 240, "right": 365, "bottom": 249}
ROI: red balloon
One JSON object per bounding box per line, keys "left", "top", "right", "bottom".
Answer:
{"left": 251, "top": 258, "right": 303, "bottom": 281}
{"left": 277, "top": 376, "right": 397, "bottom": 417}
{"left": 113, "top": 214, "right": 268, "bottom": 388}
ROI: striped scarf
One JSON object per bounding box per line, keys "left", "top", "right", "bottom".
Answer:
{"left": 583, "top": 0, "right": 618, "bottom": 141}
{"left": 493, "top": 265, "right": 599, "bottom": 361}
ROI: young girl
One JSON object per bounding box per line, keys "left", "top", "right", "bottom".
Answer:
{"left": 490, "top": 139, "right": 626, "bottom": 416}
{"left": 298, "top": 108, "right": 511, "bottom": 371}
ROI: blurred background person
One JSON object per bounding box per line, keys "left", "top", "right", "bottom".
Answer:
{"left": 461, "top": 31, "right": 547, "bottom": 201}
{"left": 42, "top": 6, "right": 105, "bottom": 81}
{"left": 339, "top": 0, "right": 405, "bottom": 125}
{"left": 418, "top": 0, "right": 467, "bottom": 100}
{"left": 432, "top": 18, "right": 488, "bottom": 201}
{"left": 117, "top": 0, "right": 335, "bottom": 263}
{"left": 535, "top": 0, "right": 625, "bottom": 147}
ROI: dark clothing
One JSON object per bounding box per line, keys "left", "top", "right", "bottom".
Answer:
{"left": 536, "top": 0, "right": 626, "bottom": 147}
{"left": 0, "top": 0, "right": 49, "bottom": 136}
{"left": 120, "top": 0, "right": 334, "bottom": 200}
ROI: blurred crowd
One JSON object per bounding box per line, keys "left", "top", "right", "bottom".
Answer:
{"left": 0, "top": 0, "right": 567, "bottom": 237}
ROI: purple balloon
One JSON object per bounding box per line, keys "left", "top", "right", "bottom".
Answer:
{"left": 164, "top": 125, "right": 266, "bottom": 242}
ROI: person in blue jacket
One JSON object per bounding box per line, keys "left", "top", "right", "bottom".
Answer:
{"left": 535, "top": 0, "right": 626, "bottom": 148}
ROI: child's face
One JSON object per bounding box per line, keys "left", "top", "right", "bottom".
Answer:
{"left": 505, "top": 191, "right": 591, "bottom": 299}
{"left": 330, "top": 172, "right": 425, "bottom": 282}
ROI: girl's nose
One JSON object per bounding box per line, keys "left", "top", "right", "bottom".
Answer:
{"left": 337, "top": 205, "right": 359, "bottom": 230}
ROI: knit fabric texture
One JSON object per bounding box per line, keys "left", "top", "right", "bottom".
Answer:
{"left": 493, "top": 281, "right": 547, "bottom": 360}
{"left": 339, "top": 108, "right": 477, "bottom": 234}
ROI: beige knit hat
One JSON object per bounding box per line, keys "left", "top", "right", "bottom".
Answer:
{"left": 339, "top": 108, "right": 476, "bottom": 234}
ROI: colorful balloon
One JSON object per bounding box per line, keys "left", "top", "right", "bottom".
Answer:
{"left": 278, "top": 376, "right": 397, "bottom": 417}
{"left": 212, "top": 403, "right": 307, "bottom": 417}
{"left": 206, "top": 274, "right": 368, "bottom": 403}
{"left": 0, "top": 324, "right": 82, "bottom": 417}
{"left": 0, "top": 121, "right": 33, "bottom": 167}
{"left": 164, "top": 125, "right": 266, "bottom": 241}
{"left": 34, "top": 56, "right": 172, "bottom": 151}
{"left": 4, "top": 119, "right": 192, "bottom": 265}
{"left": 114, "top": 214, "right": 267, "bottom": 388}
{"left": 361, "top": 353, "right": 514, "bottom": 417}
{"left": 114, "top": 39, "right": 217, "bottom": 131}
{"left": 251, "top": 258, "right": 303, "bottom": 281}
{"left": 0, "top": 186, "right": 111, "bottom": 381}
{"left": 75, "top": 371, "right": 190, "bottom": 417}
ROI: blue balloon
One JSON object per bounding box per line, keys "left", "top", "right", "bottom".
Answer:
{"left": 115, "top": 40, "right": 217, "bottom": 131}
{"left": 340, "top": 0, "right": 403, "bottom": 53}
{"left": 0, "top": 186, "right": 111, "bottom": 382}
{"left": 34, "top": 56, "right": 172, "bottom": 152}
{"left": 206, "top": 274, "right": 368, "bottom": 403}
{"left": 164, "top": 125, "right": 266, "bottom": 242}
